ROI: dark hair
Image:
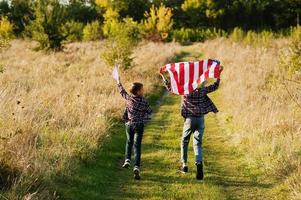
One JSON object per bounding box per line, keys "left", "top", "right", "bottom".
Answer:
{"left": 129, "top": 82, "right": 143, "bottom": 95}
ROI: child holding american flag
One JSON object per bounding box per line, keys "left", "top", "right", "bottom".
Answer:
{"left": 160, "top": 60, "right": 224, "bottom": 180}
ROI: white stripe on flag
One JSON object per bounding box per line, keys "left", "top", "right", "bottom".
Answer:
{"left": 166, "top": 64, "right": 179, "bottom": 94}
{"left": 209, "top": 62, "right": 217, "bottom": 78}
{"left": 175, "top": 62, "right": 180, "bottom": 80}
{"left": 192, "top": 61, "right": 199, "bottom": 90}
{"left": 184, "top": 62, "right": 190, "bottom": 94}
{"left": 200, "top": 74, "right": 205, "bottom": 83}
{"left": 203, "top": 59, "right": 208, "bottom": 74}
{"left": 199, "top": 60, "right": 208, "bottom": 84}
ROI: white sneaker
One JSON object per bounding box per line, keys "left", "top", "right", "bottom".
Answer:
{"left": 133, "top": 166, "right": 141, "bottom": 180}
{"left": 181, "top": 163, "right": 188, "bottom": 173}
{"left": 122, "top": 159, "right": 131, "bottom": 168}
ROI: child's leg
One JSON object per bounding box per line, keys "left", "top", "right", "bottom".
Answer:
{"left": 125, "top": 123, "right": 135, "bottom": 162}
{"left": 181, "top": 118, "right": 193, "bottom": 165}
{"left": 193, "top": 116, "right": 205, "bottom": 164}
{"left": 133, "top": 123, "right": 144, "bottom": 167}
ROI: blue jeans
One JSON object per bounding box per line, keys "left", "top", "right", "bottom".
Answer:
{"left": 181, "top": 116, "right": 205, "bottom": 164}
{"left": 125, "top": 123, "right": 144, "bottom": 167}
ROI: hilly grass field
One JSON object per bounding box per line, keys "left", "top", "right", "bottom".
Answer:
{"left": 0, "top": 36, "right": 300, "bottom": 199}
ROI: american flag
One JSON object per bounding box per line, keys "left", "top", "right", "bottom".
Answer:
{"left": 160, "top": 59, "right": 221, "bottom": 95}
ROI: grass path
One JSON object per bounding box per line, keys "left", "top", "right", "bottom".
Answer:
{"left": 55, "top": 47, "right": 277, "bottom": 200}
{"left": 56, "top": 92, "right": 276, "bottom": 200}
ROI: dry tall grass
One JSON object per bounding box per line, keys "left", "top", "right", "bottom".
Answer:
{"left": 196, "top": 38, "right": 301, "bottom": 199}
{"left": 0, "top": 40, "right": 180, "bottom": 198}
{"left": 1, "top": 36, "right": 300, "bottom": 199}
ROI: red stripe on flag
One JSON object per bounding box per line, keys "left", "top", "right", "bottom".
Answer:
{"left": 188, "top": 62, "right": 194, "bottom": 93}
{"left": 169, "top": 63, "right": 178, "bottom": 82}
{"left": 214, "top": 64, "right": 220, "bottom": 78}
{"left": 199, "top": 60, "right": 204, "bottom": 75}
{"left": 204, "top": 69, "right": 209, "bottom": 80}
{"left": 178, "top": 63, "right": 185, "bottom": 95}
{"left": 205, "top": 60, "right": 213, "bottom": 80}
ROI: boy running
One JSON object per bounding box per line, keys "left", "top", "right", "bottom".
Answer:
{"left": 116, "top": 77, "right": 152, "bottom": 180}
{"left": 161, "top": 66, "right": 223, "bottom": 180}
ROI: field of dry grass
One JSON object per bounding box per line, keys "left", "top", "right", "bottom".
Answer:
{"left": 0, "top": 35, "right": 300, "bottom": 199}
{"left": 0, "top": 40, "right": 181, "bottom": 198}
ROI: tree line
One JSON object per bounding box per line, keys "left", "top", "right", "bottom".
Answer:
{"left": 1, "top": 0, "right": 300, "bottom": 34}
{"left": 0, "top": 0, "right": 300, "bottom": 55}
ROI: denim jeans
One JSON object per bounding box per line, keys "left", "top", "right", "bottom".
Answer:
{"left": 181, "top": 116, "right": 205, "bottom": 164}
{"left": 125, "top": 123, "right": 144, "bottom": 167}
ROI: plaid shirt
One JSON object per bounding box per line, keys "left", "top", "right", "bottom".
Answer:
{"left": 118, "top": 83, "right": 152, "bottom": 124}
{"left": 164, "top": 79, "right": 220, "bottom": 118}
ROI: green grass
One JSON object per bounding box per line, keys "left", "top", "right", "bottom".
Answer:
{"left": 54, "top": 93, "right": 276, "bottom": 200}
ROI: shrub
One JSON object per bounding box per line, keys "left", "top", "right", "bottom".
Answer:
{"left": 244, "top": 30, "right": 257, "bottom": 45}
{"left": 230, "top": 27, "right": 274, "bottom": 47}
{"left": 29, "top": 0, "right": 67, "bottom": 50}
{"left": 280, "top": 26, "right": 301, "bottom": 78}
{"left": 62, "top": 20, "right": 84, "bottom": 42}
{"left": 229, "top": 27, "right": 245, "bottom": 42}
{"left": 0, "top": 16, "right": 13, "bottom": 50}
{"left": 290, "top": 26, "right": 301, "bottom": 42}
{"left": 141, "top": 4, "right": 173, "bottom": 42}
{"left": 83, "top": 21, "right": 102, "bottom": 41}
{"left": 102, "top": 18, "right": 140, "bottom": 69}
{"left": 172, "top": 27, "right": 227, "bottom": 44}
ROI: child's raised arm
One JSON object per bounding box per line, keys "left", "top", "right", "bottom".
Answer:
{"left": 200, "top": 66, "right": 223, "bottom": 94}
{"left": 117, "top": 82, "right": 130, "bottom": 100}
{"left": 115, "top": 73, "right": 130, "bottom": 100}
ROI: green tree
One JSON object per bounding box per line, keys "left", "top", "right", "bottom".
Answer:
{"left": 10, "top": 0, "right": 34, "bottom": 35}
{"left": 66, "top": 0, "right": 99, "bottom": 23}
{"left": 62, "top": 20, "right": 84, "bottom": 42}
{"left": 83, "top": 20, "right": 102, "bottom": 41}
{"left": 141, "top": 4, "right": 173, "bottom": 41}
{"left": 0, "top": 1, "right": 10, "bottom": 16}
{"left": 29, "top": 0, "right": 67, "bottom": 50}
{"left": 0, "top": 16, "right": 13, "bottom": 50}
{"left": 102, "top": 18, "right": 140, "bottom": 69}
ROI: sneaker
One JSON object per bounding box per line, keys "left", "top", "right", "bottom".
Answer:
{"left": 181, "top": 163, "right": 188, "bottom": 173}
{"left": 122, "top": 159, "right": 131, "bottom": 168}
{"left": 196, "top": 162, "right": 204, "bottom": 180}
{"left": 133, "top": 166, "right": 141, "bottom": 180}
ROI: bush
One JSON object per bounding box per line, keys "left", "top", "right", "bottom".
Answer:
{"left": 141, "top": 4, "right": 173, "bottom": 42}
{"left": 290, "top": 26, "right": 301, "bottom": 42}
{"left": 101, "top": 18, "right": 140, "bottom": 69}
{"left": 172, "top": 27, "right": 226, "bottom": 44}
{"left": 280, "top": 26, "right": 301, "bottom": 78}
{"left": 0, "top": 16, "right": 13, "bottom": 50}
{"left": 29, "top": 0, "right": 67, "bottom": 50}
{"left": 62, "top": 20, "right": 84, "bottom": 42}
{"left": 229, "top": 27, "right": 245, "bottom": 43}
{"left": 229, "top": 27, "right": 274, "bottom": 46}
{"left": 83, "top": 21, "right": 102, "bottom": 41}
